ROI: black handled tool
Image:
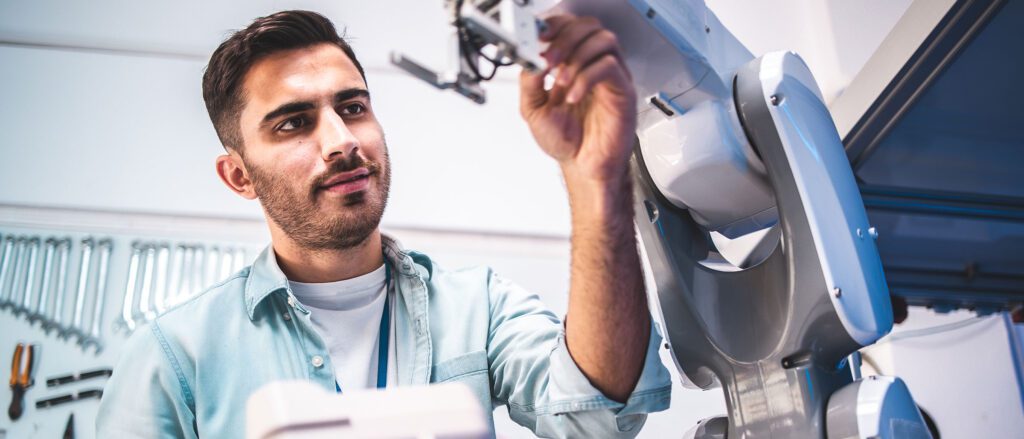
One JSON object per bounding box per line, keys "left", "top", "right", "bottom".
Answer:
{"left": 46, "top": 368, "right": 113, "bottom": 387}
{"left": 35, "top": 389, "right": 103, "bottom": 409}
{"left": 8, "top": 343, "right": 36, "bottom": 420}
{"left": 63, "top": 413, "right": 75, "bottom": 439}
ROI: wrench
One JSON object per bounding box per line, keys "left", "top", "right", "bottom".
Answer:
{"left": 153, "top": 243, "right": 170, "bottom": 315}
{"left": 84, "top": 239, "right": 113, "bottom": 351}
{"left": 205, "top": 246, "right": 220, "bottom": 288}
{"left": 233, "top": 248, "right": 248, "bottom": 272}
{"left": 45, "top": 238, "right": 72, "bottom": 335}
{"left": 6, "top": 237, "right": 29, "bottom": 312}
{"left": 29, "top": 238, "right": 57, "bottom": 324}
{"left": 168, "top": 244, "right": 191, "bottom": 308}
{"left": 164, "top": 244, "right": 185, "bottom": 309}
{"left": 0, "top": 236, "right": 16, "bottom": 308}
{"left": 190, "top": 245, "right": 206, "bottom": 301}
{"left": 71, "top": 238, "right": 95, "bottom": 339}
{"left": 12, "top": 237, "right": 40, "bottom": 317}
{"left": 218, "top": 247, "right": 234, "bottom": 281}
{"left": 18, "top": 237, "right": 41, "bottom": 318}
{"left": 115, "top": 242, "right": 143, "bottom": 334}
{"left": 137, "top": 243, "right": 157, "bottom": 322}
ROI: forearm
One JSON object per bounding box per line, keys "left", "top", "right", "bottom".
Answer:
{"left": 562, "top": 164, "right": 650, "bottom": 402}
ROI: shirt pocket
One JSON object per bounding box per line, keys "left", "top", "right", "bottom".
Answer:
{"left": 431, "top": 349, "right": 491, "bottom": 410}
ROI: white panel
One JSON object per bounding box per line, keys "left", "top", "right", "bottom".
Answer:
{"left": 0, "top": 0, "right": 454, "bottom": 72}
{"left": 376, "top": 73, "right": 571, "bottom": 237}
{"left": 0, "top": 45, "right": 570, "bottom": 236}
{"left": 0, "top": 45, "right": 248, "bottom": 218}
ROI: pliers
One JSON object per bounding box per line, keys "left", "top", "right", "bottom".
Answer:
{"left": 8, "top": 343, "right": 35, "bottom": 420}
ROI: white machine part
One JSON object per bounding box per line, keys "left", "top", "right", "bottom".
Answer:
{"left": 395, "top": 0, "right": 892, "bottom": 349}
{"left": 751, "top": 51, "right": 893, "bottom": 345}
{"left": 245, "top": 381, "right": 490, "bottom": 439}
{"left": 826, "top": 376, "right": 932, "bottom": 439}
{"left": 562, "top": 0, "right": 777, "bottom": 240}
{"left": 391, "top": 1, "right": 928, "bottom": 437}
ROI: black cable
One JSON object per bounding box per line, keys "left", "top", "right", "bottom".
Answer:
{"left": 454, "top": 0, "right": 486, "bottom": 80}
{"left": 454, "top": 0, "right": 514, "bottom": 81}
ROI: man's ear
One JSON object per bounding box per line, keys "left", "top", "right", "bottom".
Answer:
{"left": 216, "top": 149, "right": 257, "bottom": 200}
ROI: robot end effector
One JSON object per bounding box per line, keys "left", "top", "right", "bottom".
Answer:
{"left": 390, "top": 0, "right": 548, "bottom": 104}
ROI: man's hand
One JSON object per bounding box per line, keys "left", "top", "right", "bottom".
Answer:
{"left": 520, "top": 15, "right": 650, "bottom": 403}
{"left": 520, "top": 15, "right": 637, "bottom": 184}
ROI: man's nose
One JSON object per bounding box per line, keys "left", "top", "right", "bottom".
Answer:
{"left": 317, "top": 110, "right": 359, "bottom": 160}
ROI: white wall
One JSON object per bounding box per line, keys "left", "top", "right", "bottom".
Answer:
{"left": 861, "top": 308, "right": 1024, "bottom": 437}
{"left": 706, "top": 0, "right": 914, "bottom": 104}
{"left": 0, "top": 0, "right": 570, "bottom": 237}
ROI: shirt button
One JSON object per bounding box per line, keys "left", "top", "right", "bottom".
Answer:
{"left": 311, "top": 355, "right": 324, "bottom": 368}
{"left": 283, "top": 313, "right": 291, "bottom": 321}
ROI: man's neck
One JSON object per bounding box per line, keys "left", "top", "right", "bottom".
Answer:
{"left": 270, "top": 229, "right": 385, "bottom": 283}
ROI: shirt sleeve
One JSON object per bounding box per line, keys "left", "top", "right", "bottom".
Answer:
{"left": 96, "top": 322, "right": 198, "bottom": 438}
{"left": 485, "top": 270, "right": 672, "bottom": 438}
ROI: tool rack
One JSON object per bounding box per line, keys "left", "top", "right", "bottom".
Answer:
{"left": 0, "top": 208, "right": 266, "bottom": 439}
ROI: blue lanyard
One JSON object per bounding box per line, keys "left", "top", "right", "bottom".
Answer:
{"left": 335, "top": 262, "right": 391, "bottom": 394}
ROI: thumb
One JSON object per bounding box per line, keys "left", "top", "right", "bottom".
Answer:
{"left": 519, "top": 68, "right": 548, "bottom": 117}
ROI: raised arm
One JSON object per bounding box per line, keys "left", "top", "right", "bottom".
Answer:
{"left": 519, "top": 14, "right": 649, "bottom": 402}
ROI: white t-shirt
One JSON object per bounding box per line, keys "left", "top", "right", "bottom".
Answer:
{"left": 289, "top": 264, "right": 397, "bottom": 392}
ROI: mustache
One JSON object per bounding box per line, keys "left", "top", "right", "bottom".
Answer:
{"left": 311, "top": 155, "right": 382, "bottom": 190}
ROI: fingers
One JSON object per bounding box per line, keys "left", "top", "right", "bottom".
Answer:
{"left": 519, "top": 68, "right": 548, "bottom": 116}
{"left": 541, "top": 16, "right": 603, "bottom": 68}
{"left": 538, "top": 14, "right": 575, "bottom": 42}
{"left": 538, "top": 15, "right": 629, "bottom": 106}
{"left": 554, "top": 29, "right": 620, "bottom": 91}
{"left": 565, "top": 54, "right": 631, "bottom": 105}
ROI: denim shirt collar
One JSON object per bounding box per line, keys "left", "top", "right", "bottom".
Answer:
{"left": 243, "top": 233, "right": 431, "bottom": 321}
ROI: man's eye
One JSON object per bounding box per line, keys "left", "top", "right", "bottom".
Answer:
{"left": 278, "top": 117, "right": 306, "bottom": 131}
{"left": 341, "top": 103, "right": 366, "bottom": 115}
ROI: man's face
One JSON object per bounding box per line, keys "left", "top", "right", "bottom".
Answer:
{"left": 236, "top": 43, "right": 390, "bottom": 250}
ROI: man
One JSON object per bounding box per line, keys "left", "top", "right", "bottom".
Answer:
{"left": 97, "top": 9, "right": 671, "bottom": 438}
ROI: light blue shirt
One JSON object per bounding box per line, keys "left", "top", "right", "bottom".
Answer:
{"left": 96, "top": 235, "right": 671, "bottom": 438}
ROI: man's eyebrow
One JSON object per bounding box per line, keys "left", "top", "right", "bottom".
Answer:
{"left": 261, "top": 101, "right": 315, "bottom": 125}
{"left": 260, "top": 89, "right": 370, "bottom": 126}
{"left": 335, "top": 88, "right": 370, "bottom": 104}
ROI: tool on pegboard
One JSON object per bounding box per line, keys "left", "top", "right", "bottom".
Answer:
{"left": 2, "top": 231, "right": 258, "bottom": 345}
{"left": 0, "top": 233, "right": 113, "bottom": 353}
{"left": 35, "top": 389, "right": 102, "bottom": 409}
{"left": 62, "top": 413, "right": 74, "bottom": 439}
{"left": 7, "top": 342, "right": 36, "bottom": 421}
{"left": 115, "top": 240, "right": 252, "bottom": 334}
{"left": 46, "top": 368, "right": 112, "bottom": 387}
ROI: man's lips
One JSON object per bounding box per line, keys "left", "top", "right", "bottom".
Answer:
{"left": 318, "top": 168, "right": 372, "bottom": 195}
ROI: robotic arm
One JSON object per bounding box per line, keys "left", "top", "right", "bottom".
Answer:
{"left": 393, "top": 1, "right": 932, "bottom": 438}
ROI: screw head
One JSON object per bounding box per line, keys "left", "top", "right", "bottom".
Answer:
{"left": 868, "top": 227, "right": 879, "bottom": 239}
{"left": 770, "top": 95, "right": 780, "bottom": 106}
{"left": 832, "top": 287, "right": 842, "bottom": 298}
{"left": 856, "top": 228, "right": 864, "bottom": 239}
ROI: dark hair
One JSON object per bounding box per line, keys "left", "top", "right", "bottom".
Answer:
{"left": 201, "top": 10, "right": 367, "bottom": 151}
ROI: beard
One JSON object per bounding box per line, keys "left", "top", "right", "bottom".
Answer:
{"left": 247, "top": 150, "right": 391, "bottom": 251}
